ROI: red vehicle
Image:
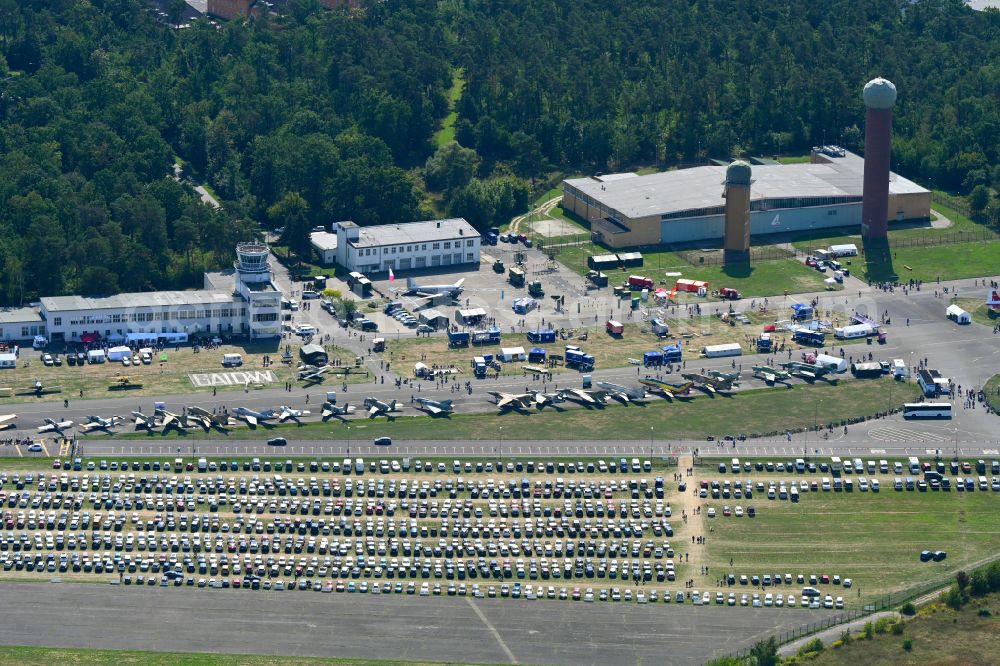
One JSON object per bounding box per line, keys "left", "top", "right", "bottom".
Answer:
{"left": 719, "top": 287, "right": 742, "bottom": 300}
{"left": 627, "top": 275, "right": 654, "bottom": 290}
{"left": 606, "top": 320, "right": 624, "bottom": 335}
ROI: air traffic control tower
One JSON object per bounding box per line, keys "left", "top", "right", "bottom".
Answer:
{"left": 723, "top": 160, "right": 752, "bottom": 264}
{"left": 861, "top": 77, "right": 897, "bottom": 240}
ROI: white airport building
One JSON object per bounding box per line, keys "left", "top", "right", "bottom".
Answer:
{"left": 0, "top": 243, "right": 283, "bottom": 345}
{"left": 332, "top": 219, "right": 480, "bottom": 274}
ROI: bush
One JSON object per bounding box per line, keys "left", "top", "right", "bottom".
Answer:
{"left": 901, "top": 602, "right": 916, "bottom": 616}
{"left": 797, "top": 638, "right": 825, "bottom": 656}
{"left": 873, "top": 617, "right": 894, "bottom": 634}
{"left": 891, "top": 621, "right": 905, "bottom": 635}
{"left": 902, "top": 639, "right": 913, "bottom": 652}
{"left": 840, "top": 629, "right": 852, "bottom": 645}
{"left": 862, "top": 621, "right": 874, "bottom": 640}
{"left": 979, "top": 608, "right": 992, "bottom": 617}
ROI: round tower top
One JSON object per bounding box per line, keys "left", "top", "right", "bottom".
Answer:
{"left": 863, "top": 78, "right": 897, "bottom": 109}
{"left": 725, "top": 160, "right": 752, "bottom": 187}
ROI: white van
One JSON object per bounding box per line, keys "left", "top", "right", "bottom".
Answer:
{"left": 222, "top": 353, "right": 243, "bottom": 368}
{"left": 892, "top": 359, "right": 908, "bottom": 379}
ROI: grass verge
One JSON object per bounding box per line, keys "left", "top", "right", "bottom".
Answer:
{"left": 0, "top": 646, "right": 504, "bottom": 666}
{"left": 985, "top": 373, "right": 1000, "bottom": 415}
{"left": 110, "top": 376, "right": 920, "bottom": 441}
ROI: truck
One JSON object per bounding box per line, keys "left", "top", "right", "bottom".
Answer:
{"left": 719, "top": 287, "right": 742, "bottom": 300}
{"left": 908, "top": 456, "right": 921, "bottom": 475}
{"left": 756, "top": 332, "right": 773, "bottom": 353}
{"left": 793, "top": 329, "right": 826, "bottom": 346}
{"left": 662, "top": 344, "right": 683, "bottom": 363}
{"left": 447, "top": 330, "right": 470, "bottom": 347}
{"left": 606, "top": 320, "right": 624, "bottom": 336}
{"left": 701, "top": 343, "right": 742, "bottom": 358}
{"left": 527, "top": 329, "right": 556, "bottom": 343}
{"left": 790, "top": 304, "right": 814, "bottom": 321}
{"left": 222, "top": 353, "right": 243, "bottom": 367}
{"left": 565, "top": 345, "right": 595, "bottom": 371}
{"left": 508, "top": 266, "right": 525, "bottom": 287}
{"left": 528, "top": 281, "right": 544, "bottom": 297}
{"left": 586, "top": 271, "right": 608, "bottom": 287}
{"left": 512, "top": 297, "right": 537, "bottom": 314}
{"left": 892, "top": 359, "right": 908, "bottom": 380}
{"left": 472, "top": 356, "right": 488, "bottom": 378}
{"left": 492, "top": 259, "right": 505, "bottom": 273}
{"left": 627, "top": 275, "right": 654, "bottom": 290}
{"left": 650, "top": 318, "right": 669, "bottom": 336}
{"left": 197, "top": 457, "right": 208, "bottom": 473}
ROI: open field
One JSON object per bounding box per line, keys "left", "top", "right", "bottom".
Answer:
{"left": 804, "top": 590, "right": 1000, "bottom": 665}
{"left": 554, "top": 245, "right": 835, "bottom": 297}
{"left": 859, "top": 241, "right": 1000, "bottom": 284}
{"left": 111, "top": 377, "right": 921, "bottom": 441}
{"left": 0, "top": 343, "right": 368, "bottom": 405}
{"left": 382, "top": 312, "right": 864, "bottom": 377}
{"left": 0, "top": 646, "right": 503, "bottom": 666}
{"left": 702, "top": 478, "right": 1000, "bottom": 599}
{"left": 431, "top": 69, "right": 465, "bottom": 148}
{"left": 951, "top": 297, "right": 999, "bottom": 328}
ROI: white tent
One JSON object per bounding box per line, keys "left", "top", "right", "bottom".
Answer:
{"left": 107, "top": 345, "right": 132, "bottom": 361}
{"left": 945, "top": 304, "right": 971, "bottom": 324}
{"left": 414, "top": 362, "right": 429, "bottom": 377}
{"left": 814, "top": 354, "right": 848, "bottom": 373}
{"left": 499, "top": 346, "right": 526, "bottom": 362}
{"left": 0, "top": 353, "right": 16, "bottom": 369}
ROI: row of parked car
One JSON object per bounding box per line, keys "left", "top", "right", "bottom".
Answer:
{"left": 111, "top": 575, "right": 848, "bottom": 610}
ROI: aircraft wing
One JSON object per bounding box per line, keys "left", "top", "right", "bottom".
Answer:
{"left": 0, "top": 414, "right": 15, "bottom": 428}
{"left": 422, "top": 404, "right": 442, "bottom": 415}
{"left": 243, "top": 413, "right": 258, "bottom": 426}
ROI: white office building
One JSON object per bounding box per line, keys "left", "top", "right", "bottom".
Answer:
{"left": 310, "top": 231, "right": 338, "bottom": 266}
{"left": 333, "top": 219, "right": 481, "bottom": 274}
{"left": 38, "top": 243, "right": 282, "bottom": 343}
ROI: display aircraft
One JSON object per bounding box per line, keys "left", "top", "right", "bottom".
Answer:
{"left": 522, "top": 364, "right": 552, "bottom": 377}
{"left": 37, "top": 418, "right": 73, "bottom": 437}
{"left": 638, "top": 377, "right": 694, "bottom": 399}
{"left": 597, "top": 382, "right": 646, "bottom": 403}
{"left": 131, "top": 411, "right": 157, "bottom": 430}
{"left": 681, "top": 373, "right": 735, "bottom": 395}
{"left": 154, "top": 407, "right": 186, "bottom": 430}
{"left": 366, "top": 398, "right": 402, "bottom": 419}
{"left": 297, "top": 365, "right": 330, "bottom": 385}
{"left": 321, "top": 402, "right": 354, "bottom": 420}
{"left": 406, "top": 277, "right": 465, "bottom": 298}
{"left": 186, "top": 406, "right": 231, "bottom": 430}
{"left": 79, "top": 415, "right": 125, "bottom": 434}
{"left": 488, "top": 391, "right": 532, "bottom": 411}
{"left": 525, "top": 389, "right": 564, "bottom": 407}
{"left": 780, "top": 362, "right": 831, "bottom": 380}
{"left": 278, "top": 406, "right": 310, "bottom": 423}
{"left": 557, "top": 388, "right": 607, "bottom": 407}
{"left": 16, "top": 381, "right": 62, "bottom": 397}
{"left": 752, "top": 366, "right": 791, "bottom": 383}
{"left": 234, "top": 406, "right": 279, "bottom": 427}
{"left": 414, "top": 398, "right": 454, "bottom": 415}
{"left": 0, "top": 414, "right": 16, "bottom": 430}
{"left": 707, "top": 370, "right": 741, "bottom": 383}
{"left": 109, "top": 375, "right": 142, "bottom": 390}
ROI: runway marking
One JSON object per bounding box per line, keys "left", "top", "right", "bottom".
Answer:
{"left": 14, "top": 444, "right": 22, "bottom": 458}
{"left": 40, "top": 440, "right": 49, "bottom": 457}
{"left": 868, "top": 427, "right": 950, "bottom": 442}
{"left": 984, "top": 449, "right": 999, "bottom": 455}
{"left": 870, "top": 449, "right": 886, "bottom": 454}
{"left": 465, "top": 597, "right": 517, "bottom": 664}
{"left": 58, "top": 439, "right": 71, "bottom": 457}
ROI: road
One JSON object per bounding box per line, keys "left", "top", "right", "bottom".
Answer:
{"left": 0, "top": 583, "right": 833, "bottom": 666}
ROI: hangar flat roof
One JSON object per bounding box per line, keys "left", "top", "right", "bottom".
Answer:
{"left": 41, "top": 290, "right": 238, "bottom": 313}
{"left": 565, "top": 150, "right": 927, "bottom": 220}
{"left": 349, "top": 218, "right": 477, "bottom": 249}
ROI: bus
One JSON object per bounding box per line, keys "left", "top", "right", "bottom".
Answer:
{"left": 903, "top": 403, "right": 952, "bottom": 419}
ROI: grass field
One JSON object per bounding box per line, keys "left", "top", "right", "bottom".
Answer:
{"left": 858, "top": 241, "right": 1000, "bottom": 284}
{"left": 112, "top": 376, "right": 920, "bottom": 441}
{"left": 776, "top": 155, "right": 813, "bottom": 164}
{"left": 985, "top": 374, "right": 1000, "bottom": 415}
{"left": 804, "top": 590, "right": 1000, "bottom": 665}
{"left": 554, "top": 244, "right": 835, "bottom": 297}
{"left": 381, "top": 311, "right": 863, "bottom": 376}
{"left": 703, "top": 483, "right": 1000, "bottom": 599}
{"left": 0, "top": 342, "right": 368, "bottom": 405}
{"left": 0, "top": 646, "right": 504, "bottom": 666}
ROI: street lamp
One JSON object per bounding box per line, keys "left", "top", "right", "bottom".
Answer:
{"left": 649, "top": 426, "right": 654, "bottom": 466}
{"left": 346, "top": 425, "right": 351, "bottom": 458}
{"left": 499, "top": 426, "right": 503, "bottom": 464}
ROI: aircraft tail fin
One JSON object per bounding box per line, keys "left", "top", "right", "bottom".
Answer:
{"left": 440, "top": 400, "right": 453, "bottom": 409}
{"left": 454, "top": 278, "right": 465, "bottom": 289}
{"left": 406, "top": 277, "right": 416, "bottom": 290}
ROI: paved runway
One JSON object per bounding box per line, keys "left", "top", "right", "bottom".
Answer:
{"left": 0, "top": 583, "right": 833, "bottom": 665}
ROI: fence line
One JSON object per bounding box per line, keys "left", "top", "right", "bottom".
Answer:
{"left": 725, "top": 551, "right": 1000, "bottom": 660}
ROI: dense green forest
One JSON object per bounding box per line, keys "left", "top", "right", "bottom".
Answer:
{"left": 0, "top": 0, "right": 998, "bottom": 304}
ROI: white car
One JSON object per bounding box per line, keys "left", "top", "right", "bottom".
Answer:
{"left": 734, "top": 505, "right": 744, "bottom": 517}
{"left": 823, "top": 595, "right": 834, "bottom": 608}
{"left": 786, "top": 594, "right": 796, "bottom": 607}
{"left": 121, "top": 356, "right": 131, "bottom": 366}
{"left": 764, "top": 593, "right": 773, "bottom": 606}
{"left": 707, "top": 507, "right": 716, "bottom": 518}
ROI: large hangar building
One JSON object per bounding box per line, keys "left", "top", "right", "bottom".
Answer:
{"left": 562, "top": 147, "right": 929, "bottom": 249}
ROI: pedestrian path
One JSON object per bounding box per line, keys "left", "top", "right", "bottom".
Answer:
{"left": 867, "top": 426, "right": 951, "bottom": 442}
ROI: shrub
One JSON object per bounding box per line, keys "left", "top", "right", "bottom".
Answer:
{"left": 862, "top": 621, "right": 874, "bottom": 640}
{"left": 979, "top": 608, "right": 992, "bottom": 617}
{"left": 873, "top": 617, "right": 894, "bottom": 634}
{"left": 956, "top": 570, "right": 970, "bottom": 590}
{"left": 840, "top": 629, "right": 852, "bottom": 645}
{"left": 902, "top": 639, "right": 913, "bottom": 652}
{"left": 797, "top": 638, "right": 825, "bottom": 656}
{"left": 901, "top": 602, "right": 916, "bottom": 616}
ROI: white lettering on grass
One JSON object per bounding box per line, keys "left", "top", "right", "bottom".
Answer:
{"left": 188, "top": 370, "right": 276, "bottom": 387}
